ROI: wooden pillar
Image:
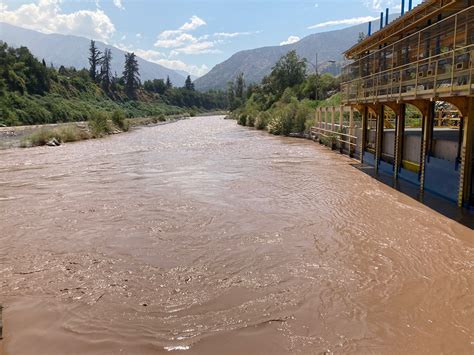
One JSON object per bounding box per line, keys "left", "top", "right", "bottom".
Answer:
{"left": 339, "top": 106, "right": 344, "bottom": 131}
{"left": 459, "top": 97, "right": 474, "bottom": 207}
{"left": 331, "top": 107, "right": 335, "bottom": 131}
{"left": 375, "top": 104, "right": 384, "bottom": 173}
{"left": 361, "top": 106, "right": 368, "bottom": 163}
{"left": 394, "top": 104, "right": 406, "bottom": 179}
{"left": 349, "top": 107, "right": 354, "bottom": 157}
{"left": 325, "top": 108, "right": 328, "bottom": 130}
{"left": 419, "top": 101, "right": 434, "bottom": 193}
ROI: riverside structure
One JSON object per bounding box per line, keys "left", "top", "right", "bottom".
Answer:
{"left": 313, "top": 0, "right": 474, "bottom": 208}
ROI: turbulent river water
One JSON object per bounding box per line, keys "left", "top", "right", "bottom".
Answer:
{"left": 0, "top": 115, "right": 473, "bottom": 354}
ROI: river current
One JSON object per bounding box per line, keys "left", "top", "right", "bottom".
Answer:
{"left": 0, "top": 116, "right": 473, "bottom": 354}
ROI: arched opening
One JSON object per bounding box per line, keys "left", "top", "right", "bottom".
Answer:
{"left": 424, "top": 100, "right": 462, "bottom": 202}
{"left": 398, "top": 104, "right": 423, "bottom": 185}
{"left": 379, "top": 105, "right": 397, "bottom": 174}
{"left": 363, "top": 107, "right": 378, "bottom": 166}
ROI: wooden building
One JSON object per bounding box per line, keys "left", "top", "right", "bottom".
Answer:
{"left": 315, "top": 0, "right": 474, "bottom": 208}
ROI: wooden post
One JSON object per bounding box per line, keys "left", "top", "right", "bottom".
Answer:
{"left": 331, "top": 107, "right": 335, "bottom": 131}
{"left": 325, "top": 108, "right": 328, "bottom": 130}
{"left": 339, "top": 106, "right": 344, "bottom": 131}
{"left": 349, "top": 107, "right": 354, "bottom": 156}
{"left": 375, "top": 105, "right": 384, "bottom": 173}
{"left": 458, "top": 97, "right": 474, "bottom": 207}
{"left": 394, "top": 104, "right": 406, "bottom": 179}
{"left": 361, "top": 106, "right": 368, "bottom": 163}
{"left": 420, "top": 101, "right": 434, "bottom": 193}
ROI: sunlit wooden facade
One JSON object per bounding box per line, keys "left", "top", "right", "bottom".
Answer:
{"left": 315, "top": 0, "right": 474, "bottom": 208}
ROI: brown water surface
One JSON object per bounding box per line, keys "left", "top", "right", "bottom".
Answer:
{"left": 0, "top": 116, "right": 473, "bottom": 354}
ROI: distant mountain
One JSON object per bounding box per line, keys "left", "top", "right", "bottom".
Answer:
{"left": 194, "top": 18, "right": 394, "bottom": 91}
{"left": 0, "top": 22, "right": 186, "bottom": 86}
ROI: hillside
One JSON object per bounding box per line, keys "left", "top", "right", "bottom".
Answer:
{"left": 194, "top": 18, "right": 392, "bottom": 91}
{"left": 0, "top": 42, "right": 227, "bottom": 127}
{"left": 0, "top": 22, "right": 186, "bottom": 86}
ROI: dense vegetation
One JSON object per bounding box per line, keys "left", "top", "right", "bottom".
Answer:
{"left": 0, "top": 41, "right": 227, "bottom": 126}
{"left": 228, "top": 50, "right": 340, "bottom": 136}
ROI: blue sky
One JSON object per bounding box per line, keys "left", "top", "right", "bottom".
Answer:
{"left": 0, "top": 0, "right": 423, "bottom": 77}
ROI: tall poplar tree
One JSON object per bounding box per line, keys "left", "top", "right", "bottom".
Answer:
{"left": 99, "top": 48, "right": 112, "bottom": 92}
{"left": 123, "top": 52, "right": 140, "bottom": 98}
{"left": 184, "top": 75, "right": 194, "bottom": 90}
{"left": 88, "top": 40, "right": 101, "bottom": 82}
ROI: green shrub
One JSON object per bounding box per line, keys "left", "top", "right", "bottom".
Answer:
{"left": 294, "top": 104, "right": 311, "bottom": 133}
{"left": 255, "top": 111, "right": 270, "bottom": 130}
{"left": 57, "top": 124, "right": 90, "bottom": 142}
{"left": 237, "top": 113, "right": 247, "bottom": 126}
{"left": 22, "top": 129, "right": 58, "bottom": 147}
{"left": 111, "top": 110, "right": 128, "bottom": 131}
{"left": 246, "top": 113, "right": 256, "bottom": 127}
{"left": 88, "top": 112, "right": 110, "bottom": 138}
{"left": 158, "top": 113, "right": 166, "bottom": 122}
{"left": 267, "top": 114, "right": 283, "bottom": 135}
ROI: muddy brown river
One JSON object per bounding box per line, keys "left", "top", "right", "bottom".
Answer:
{"left": 0, "top": 115, "right": 473, "bottom": 354}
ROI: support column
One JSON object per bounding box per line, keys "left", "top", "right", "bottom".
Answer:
{"left": 459, "top": 97, "right": 474, "bottom": 207}
{"left": 360, "top": 106, "right": 368, "bottom": 163}
{"left": 339, "top": 106, "right": 344, "bottom": 131}
{"left": 349, "top": 107, "right": 354, "bottom": 157}
{"left": 325, "top": 108, "right": 328, "bottom": 131}
{"left": 394, "top": 104, "right": 406, "bottom": 179}
{"left": 420, "top": 101, "right": 434, "bottom": 193}
{"left": 331, "top": 107, "right": 335, "bottom": 131}
{"left": 375, "top": 104, "right": 384, "bottom": 174}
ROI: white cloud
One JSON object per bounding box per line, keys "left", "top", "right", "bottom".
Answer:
{"left": 0, "top": 0, "right": 115, "bottom": 41}
{"left": 280, "top": 35, "right": 300, "bottom": 45}
{"left": 154, "top": 15, "right": 258, "bottom": 56}
{"left": 171, "top": 41, "right": 219, "bottom": 55}
{"left": 155, "top": 33, "right": 198, "bottom": 49}
{"left": 156, "top": 59, "right": 209, "bottom": 77}
{"left": 134, "top": 49, "right": 163, "bottom": 61}
{"left": 136, "top": 33, "right": 142, "bottom": 38}
{"left": 154, "top": 15, "right": 220, "bottom": 55}
{"left": 179, "top": 15, "right": 206, "bottom": 31}
{"left": 113, "top": 0, "right": 124, "bottom": 10}
{"left": 314, "top": 3, "right": 319, "bottom": 7}
{"left": 308, "top": 16, "right": 377, "bottom": 29}
{"left": 213, "top": 31, "right": 253, "bottom": 38}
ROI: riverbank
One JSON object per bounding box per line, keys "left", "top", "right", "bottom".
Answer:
{"left": 0, "top": 114, "right": 192, "bottom": 150}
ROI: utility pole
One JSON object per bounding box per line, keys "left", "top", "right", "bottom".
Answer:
{"left": 315, "top": 53, "right": 318, "bottom": 75}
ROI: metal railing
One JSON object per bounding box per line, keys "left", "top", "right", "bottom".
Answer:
{"left": 341, "top": 6, "right": 474, "bottom": 103}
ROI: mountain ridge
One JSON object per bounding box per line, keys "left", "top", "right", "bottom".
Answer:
{"left": 0, "top": 22, "right": 186, "bottom": 86}
{"left": 194, "top": 17, "right": 396, "bottom": 91}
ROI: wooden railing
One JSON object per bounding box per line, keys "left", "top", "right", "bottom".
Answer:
{"left": 312, "top": 106, "right": 359, "bottom": 155}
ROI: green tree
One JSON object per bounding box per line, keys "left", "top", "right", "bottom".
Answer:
{"left": 268, "top": 50, "right": 307, "bottom": 97}
{"left": 166, "top": 76, "right": 172, "bottom": 89}
{"left": 184, "top": 75, "right": 194, "bottom": 90}
{"left": 235, "top": 72, "right": 245, "bottom": 99}
{"left": 123, "top": 52, "right": 140, "bottom": 99}
{"left": 88, "top": 40, "right": 101, "bottom": 82}
{"left": 99, "top": 48, "right": 112, "bottom": 92}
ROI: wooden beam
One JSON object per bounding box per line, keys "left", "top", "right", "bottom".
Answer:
{"left": 375, "top": 104, "right": 384, "bottom": 173}
{"left": 361, "top": 106, "right": 368, "bottom": 163}
{"left": 419, "top": 101, "right": 435, "bottom": 193}
{"left": 459, "top": 97, "right": 474, "bottom": 206}
{"left": 394, "top": 104, "right": 406, "bottom": 179}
